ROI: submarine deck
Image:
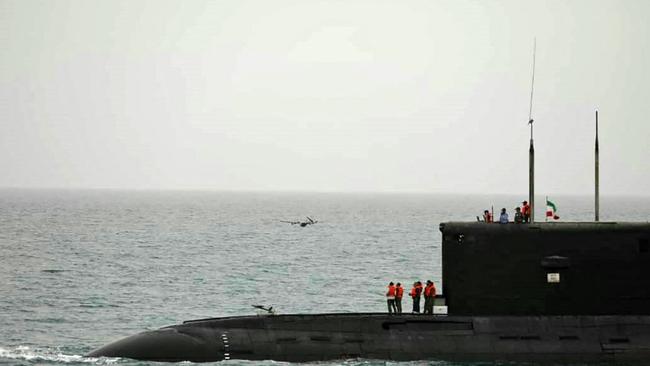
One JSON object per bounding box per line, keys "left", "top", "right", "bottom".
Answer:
{"left": 90, "top": 313, "right": 650, "bottom": 362}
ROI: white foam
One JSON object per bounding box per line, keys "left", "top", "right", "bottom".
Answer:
{"left": 0, "top": 345, "right": 119, "bottom": 364}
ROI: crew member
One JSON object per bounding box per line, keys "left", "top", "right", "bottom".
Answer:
{"left": 386, "top": 282, "right": 397, "bottom": 315}
{"left": 514, "top": 207, "right": 523, "bottom": 224}
{"left": 499, "top": 208, "right": 509, "bottom": 224}
{"left": 410, "top": 281, "right": 422, "bottom": 313}
{"left": 395, "top": 283, "right": 404, "bottom": 314}
{"left": 483, "top": 210, "right": 493, "bottom": 223}
{"left": 423, "top": 280, "right": 436, "bottom": 314}
{"left": 522, "top": 200, "right": 530, "bottom": 223}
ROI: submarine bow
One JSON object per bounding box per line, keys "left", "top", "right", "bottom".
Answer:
{"left": 87, "top": 325, "right": 225, "bottom": 362}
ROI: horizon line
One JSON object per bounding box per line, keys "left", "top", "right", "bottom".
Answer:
{"left": 0, "top": 186, "right": 648, "bottom": 198}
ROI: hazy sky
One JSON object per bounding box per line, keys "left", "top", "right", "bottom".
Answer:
{"left": 1, "top": 0, "right": 649, "bottom": 195}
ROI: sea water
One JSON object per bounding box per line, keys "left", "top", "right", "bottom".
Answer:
{"left": 1, "top": 189, "right": 648, "bottom": 366}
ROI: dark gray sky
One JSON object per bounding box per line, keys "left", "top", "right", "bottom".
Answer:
{"left": 1, "top": 0, "right": 649, "bottom": 195}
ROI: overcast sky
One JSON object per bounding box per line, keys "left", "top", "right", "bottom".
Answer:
{"left": 1, "top": 0, "right": 648, "bottom": 195}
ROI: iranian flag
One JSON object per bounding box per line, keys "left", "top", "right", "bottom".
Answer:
{"left": 546, "top": 198, "right": 560, "bottom": 220}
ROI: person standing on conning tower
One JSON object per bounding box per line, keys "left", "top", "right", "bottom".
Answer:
{"left": 514, "top": 207, "right": 524, "bottom": 224}
{"left": 522, "top": 200, "right": 531, "bottom": 223}
{"left": 499, "top": 208, "right": 509, "bottom": 224}
{"left": 483, "top": 210, "right": 493, "bottom": 223}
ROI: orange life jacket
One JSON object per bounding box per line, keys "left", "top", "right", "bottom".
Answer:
{"left": 409, "top": 286, "right": 417, "bottom": 298}
{"left": 424, "top": 283, "right": 436, "bottom": 297}
{"left": 386, "top": 285, "right": 396, "bottom": 297}
{"left": 396, "top": 286, "right": 404, "bottom": 299}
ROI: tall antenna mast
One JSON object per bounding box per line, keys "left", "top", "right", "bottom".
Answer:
{"left": 528, "top": 38, "right": 537, "bottom": 223}
{"left": 595, "top": 110, "right": 600, "bottom": 221}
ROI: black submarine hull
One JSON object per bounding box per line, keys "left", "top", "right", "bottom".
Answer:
{"left": 88, "top": 313, "right": 650, "bottom": 362}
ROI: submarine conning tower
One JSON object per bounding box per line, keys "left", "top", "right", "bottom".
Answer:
{"left": 440, "top": 222, "right": 650, "bottom": 316}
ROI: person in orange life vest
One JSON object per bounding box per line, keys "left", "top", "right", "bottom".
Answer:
{"left": 423, "top": 280, "right": 437, "bottom": 314}
{"left": 395, "top": 283, "right": 404, "bottom": 314}
{"left": 410, "top": 281, "right": 423, "bottom": 313}
{"left": 522, "top": 200, "right": 531, "bottom": 223}
{"left": 386, "top": 282, "right": 397, "bottom": 314}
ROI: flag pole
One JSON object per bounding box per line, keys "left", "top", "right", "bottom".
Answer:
{"left": 595, "top": 110, "right": 600, "bottom": 222}
{"left": 528, "top": 39, "right": 537, "bottom": 223}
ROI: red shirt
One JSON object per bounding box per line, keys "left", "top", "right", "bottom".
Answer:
{"left": 484, "top": 212, "right": 493, "bottom": 223}
{"left": 396, "top": 286, "right": 404, "bottom": 299}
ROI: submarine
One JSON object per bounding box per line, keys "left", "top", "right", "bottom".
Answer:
{"left": 88, "top": 221, "right": 650, "bottom": 362}
{"left": 89, "top": 58, "right": 650, "bottom": 362}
